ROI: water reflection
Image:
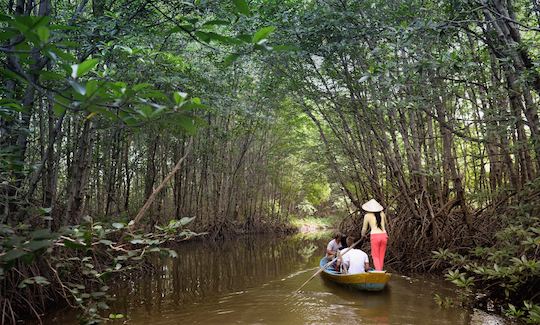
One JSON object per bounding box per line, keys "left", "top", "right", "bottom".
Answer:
{"left": 321, "top": 280, "right": 390, "bottom": 324}
{"left": 112, "top": 235, "right": 322, "bottom": 318}
{"left": 46, "top": 233, "right": 507, "bottom": 325}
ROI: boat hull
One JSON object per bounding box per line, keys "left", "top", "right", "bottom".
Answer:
{"left": 319, "top": 258, "right": 391, "bottom": 291}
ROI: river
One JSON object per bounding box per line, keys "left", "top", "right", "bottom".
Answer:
{"left": 46, "top": 233, "right": 506, "bottom": 324}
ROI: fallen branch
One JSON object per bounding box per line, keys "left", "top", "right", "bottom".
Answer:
{"left": 129, "top": 138, "right": 193, "bottom": 231}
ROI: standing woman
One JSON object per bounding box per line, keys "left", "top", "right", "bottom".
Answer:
{"left": 361, "top": 199, "right": 388, "bottom": 271}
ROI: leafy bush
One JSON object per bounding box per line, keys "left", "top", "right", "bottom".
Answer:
{"left": 297, "top": 200, "right": 317, "bottom": 216}
{"left": 433, "top": 210, "right": 540, "bottom": 323}
{"left": 0, "top": 217, "right": 197, "bottom": 324}
{"left": 305, "top": 181, "right": 331, "bottom": 206}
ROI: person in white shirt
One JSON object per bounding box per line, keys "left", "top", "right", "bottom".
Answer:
{"left": 326, "top": 232, "right": 343, "bottom": 259}
{"left": 337, "top": 236, "right": 370, "bottom": 274}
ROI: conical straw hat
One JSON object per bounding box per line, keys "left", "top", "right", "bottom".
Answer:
{"left": 362, "top": 199, "right": 384, "bottom": 212}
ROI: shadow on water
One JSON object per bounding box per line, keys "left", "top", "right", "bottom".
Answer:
{"left": 44, "top": 232, "right": 507, "bottom": 324}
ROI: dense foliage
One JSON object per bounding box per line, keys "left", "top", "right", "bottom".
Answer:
{"left": 0, "top": 0, "right": 313, "bottom": 322}
{"left": 256, "top": 0, "right": 540, "bottom": 320}
{"left": 1, "top": 0, "right": 540, "bottom": 323}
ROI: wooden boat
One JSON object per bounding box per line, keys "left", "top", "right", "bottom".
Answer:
{"left": 319, "top": 257, "right": 391, "bottom": 291}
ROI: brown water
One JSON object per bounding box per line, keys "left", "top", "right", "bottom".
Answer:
{"left": 47, "top": 234, "right": 506, "bottom": 324}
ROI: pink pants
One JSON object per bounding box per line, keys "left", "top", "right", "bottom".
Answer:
{"left": 370, "top": 233, "right": 388, "bottom": 271}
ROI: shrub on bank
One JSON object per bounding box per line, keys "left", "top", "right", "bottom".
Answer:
{"left": 0, "top": 217, "right": 197, "bottom": 324}
{"left": 433, "top": 199, "right": 540, "bottom": 323}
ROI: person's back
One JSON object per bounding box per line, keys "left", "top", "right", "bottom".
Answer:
{"left": 343, "top": 248, "right": 369, "bottom": 274}
{"left": 339, "top": 236, "right": 370, "bottom": 274}
{"left": 361, "top": 199, "right": 388, "bottom": 271}
{"left": 361, "top": 212, "right": 387, "bottom": 234}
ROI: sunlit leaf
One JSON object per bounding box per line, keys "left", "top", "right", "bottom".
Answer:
{"left": 174, "top": 91, "right": 188, "bottom": 104}
{"left": 179, "top": 217, "right": 195, "bottom": 225}
{"left": 232, "top": 0, "right": 250, "bottom": 15}
{"left": 36, "top": 26, "right": 50, "bottom": 42}
{"left": 112, "top": 223, "right": 124, "bottom": 229}
{"left": 71, "top": 58, "right": 99, "bottom": 78}
{"left": 252, "top": 26, "right": 275, "bottom": 43}
{"left": 109, "top": 314, "right": 124, "bottom": 319}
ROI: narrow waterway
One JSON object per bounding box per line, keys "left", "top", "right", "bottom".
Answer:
{"left": 47, "top": 233, "right": 505, "bottom": 324}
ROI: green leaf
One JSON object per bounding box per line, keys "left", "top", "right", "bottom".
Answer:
{"left": 20, "top": 253, "right": 35, "bottom": 265}
{"left": 109, "top": 314, "right": 124, "bottom": 319}
{"left": 40, "top": 71, "right": 64, "bottom": 81}
{"left": 194, "top": 31, "right": 211, "bottom": 42}
{"left": 63, "top": 239, "right": 86, "bottom": 250}
{"left": 236, "top": 34, "right": 252, "bottom": 43}
{"left": 181, "top": 101, "right": 206, "bottom": 111}
{"left": 0, "top": 29, "right": 17, "bottom": 42}
{"left": 179, "top": 217, "right": 195, "bottom": 225}
{"left": 36, "top": 26, "right": 50, "bottom": 42}
{"left": 224, "top": 53, "right": 240, "bottom": 67}
{"left": 112, "top": 223, "right": 124, "bottom": 229}
{"left": 33, "top": 276, "right": 50, "bottom": 285}
{"left": 68, "top": 80, "right": 86, "bottom": 95}
{"left": 114, "top": 45, "right": 133, "bottom": 55}
{"left": 168, "top": 24, "right": 194, "bottom": 33}
{"left": 2, "top": 249, "right": 26, "bottom": 262}
{"left": 38, "top": 207, "right": 52, "bottom": 215}
{"left": 52, "top": 102, "right": 67, "bottom": 117}
{"left": 18, "top": 276, "right": 50, "bottom": 288}
{"left": 30, "top": 229, "right": 55, "bottom": 240}
{"left": 208, "top": 32, "right": 243, "bottom": 45}
{"left": 133, "top": 83, "right": 152, "bottom": 92}
{"left": 47, "top": 47, "right": 76, "bottom": 62}
{"left": 203, "top": 19, "right": 230, "bottom": 27}
{"left": 0, "top": 14, "right": 12, "bottom": 22}
{"left": 0, "top": 67, "right": 25, "bottom": 82}
{"left": 233, "top": 0, "right": 250, "bottom": 15}
{"left": 13, "top": 16, "right": 50, "bottom": 33}
{"left": 252, "top": 26, "right": 276, "bottom": 44}
{"left": 71, "top": 58, "right": 99, "bottom": 78}
{"left": 177, "top": 116, "right": 198, "bottom": 135}
{"left": 174, "top": 91, "right": 187, "bottom": 104}
{"left": 25, "top": 240, "right": 52, "bottom": 251}
{"left": 137, "top": 105, "right": 153, "bottom": 118}
{"left": 49, "top": 24, "right": 78, "bottom": 31}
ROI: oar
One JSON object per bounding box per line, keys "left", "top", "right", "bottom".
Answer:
{"left": 296, "top": 237, "right": 364, "bottom": 292}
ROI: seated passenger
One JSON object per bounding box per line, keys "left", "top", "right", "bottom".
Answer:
{"left": 338, "top": 236, "right": 370, "bottom": 274}
{"left": 326, "top": 232, "right": 343, "bottom": 259}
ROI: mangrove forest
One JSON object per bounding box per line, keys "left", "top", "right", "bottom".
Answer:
{"left": 1, "top": 0, "right": 540, "bottom": 323}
